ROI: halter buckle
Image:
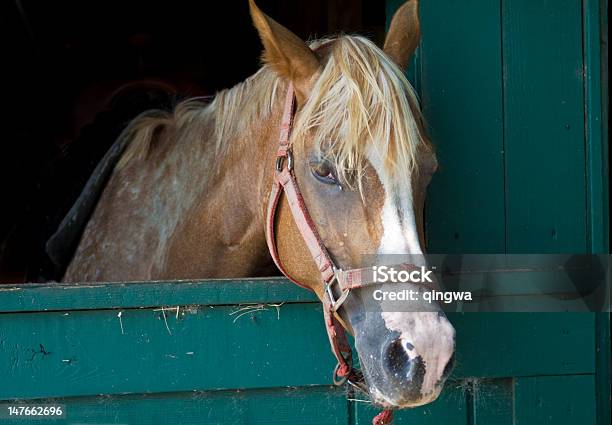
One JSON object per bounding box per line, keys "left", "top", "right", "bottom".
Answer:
{"left": 275, "top": 149, "right": 294, "bottom": 172}
{"left": 325, "top": 270, "right": 349, "bottom": 311}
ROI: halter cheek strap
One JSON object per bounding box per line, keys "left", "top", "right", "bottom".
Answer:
{"left": 264, "top": 84, "right": 353, "bottom": 379}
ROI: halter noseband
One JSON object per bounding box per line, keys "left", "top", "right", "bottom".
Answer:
{"left": 265, "top": 83, "right": 433, "bottom": 425}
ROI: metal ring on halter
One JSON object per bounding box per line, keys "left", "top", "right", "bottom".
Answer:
{"left": 325, "top": 271, "right": 349, "bottom": 311}
{"left": 332, "top": 362, "right": 350, "bottom": 386}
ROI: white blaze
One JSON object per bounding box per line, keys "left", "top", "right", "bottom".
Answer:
{"left": 367, "top": 148, "right": 454, "bottom": 400}
{"left": 367, "top": 146, "right": 423, "bottom": 258}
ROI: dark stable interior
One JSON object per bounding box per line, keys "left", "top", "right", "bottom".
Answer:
{"left": 0, "top": 0, "right": 386, "bottom": 282}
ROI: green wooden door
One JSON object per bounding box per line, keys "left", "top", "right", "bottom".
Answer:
{"left": 1, "top": 281, "right": 607, "bottom": 425}
{"left": 377, "top": 1, "right": 610, "bottom": 424}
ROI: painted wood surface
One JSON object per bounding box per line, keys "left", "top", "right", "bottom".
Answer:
{"left": 0, "top": 387, "right": 349, "bottom": 425}
{"left": 0, "top": 280, "right": 598, "bottom": 400}
{"left": 0, "top": 278, "right": 317, "bottom": 313}
{"left": 503, "top": 0, "right": 587, "bottom": 253}
{"left": 418, "top": 0, "right": 506, "bottom": 254}
{"left": 388, "top": 0, "right": 609, "bottom": 256}
{"left": 0, "top": 282, "right": 604, "bottom": 425}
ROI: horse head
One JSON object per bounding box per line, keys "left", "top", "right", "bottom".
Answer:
{"left": 249, "top": 0, "right": 455, "bottom": 410}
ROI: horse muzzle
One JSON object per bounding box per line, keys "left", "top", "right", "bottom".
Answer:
{"left": 349, "top": 307, "right": 456, "bottom": 409}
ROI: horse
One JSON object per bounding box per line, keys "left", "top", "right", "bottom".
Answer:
{"left": 63, "top": 0, "right": 455, "bottom": 413}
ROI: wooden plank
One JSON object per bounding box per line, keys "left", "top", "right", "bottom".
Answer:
{"left": 583, "top": 0, "right": 609, "bottom": 254}
{"left": 514, "top": 375, "right": 597, "bottom": 425}
{"left": 471, "top": 379, "right": 513, "bottom": 425}
{"left": 449, "top": 313, "right": 596, "bottom": 378}
{"left": 0, "top": 303, "right": 336, "bottom": 400}
{"left": 353, "top": 379, "right": 468, "bottom": 425}
{"left": 2, "top": 264, "right": 607, "bottom": 314}
{"left": 354, "top": 378, "right": 514, "bottom": 425}
{"left": 418, "top": 0, "right": 505, "bottom": 253}
{"left": 595, "top": 313, "right": 611, "bottom": 425}
{"left": 0, "top": 274, "right": 603, "bottom": 317}
{"left": 1, "top": 306, "right": 596, "bottom": 401}
{"left": 503, "top": 0, "right": 587, "bottom": 253}
{"left": 431, "top": 253, "right": 609, "bottom": 311}
{"left": 0, "top": 278, "right": 317, "bottom": 313}
{"left": 0, "top": 386, "right": 348, "bottom": 425}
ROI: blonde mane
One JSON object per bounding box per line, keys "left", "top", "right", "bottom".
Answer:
{"left": 295, "top": 37, "right": 429, "bottom": 190}
{"left": 116, "top": 35, "right": 428, "bottom": 189}
{"left": 116, "top": 68, "right": 281, "bottom": 170}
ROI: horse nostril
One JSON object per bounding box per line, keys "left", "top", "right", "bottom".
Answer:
{"left": 384, "top": 338, "right": 414, "bottom": 379}
{"left": 442, "top": 353, "right": 455, "bottom": 378}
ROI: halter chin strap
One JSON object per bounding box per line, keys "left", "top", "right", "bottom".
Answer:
{"left": 265, "top": 84, "right": 432, "bottom": 425}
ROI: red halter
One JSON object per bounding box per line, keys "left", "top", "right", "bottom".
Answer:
{"left": 265, "top": 83, "right": 431, "bottom": 425}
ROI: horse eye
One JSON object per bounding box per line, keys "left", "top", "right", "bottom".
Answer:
{"left": 310, "top": 161, "right": 337, "bottom": 184}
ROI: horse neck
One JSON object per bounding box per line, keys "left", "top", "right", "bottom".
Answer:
{"left": 163, "top": 77, "right": 285, "bottom": 278}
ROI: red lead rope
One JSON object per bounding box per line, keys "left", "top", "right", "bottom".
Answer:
{"left": 373, "top": 410, "right": 394, "bottom": 425}
{"left": 265, "top": 83, "right": 395, "bottom": 425}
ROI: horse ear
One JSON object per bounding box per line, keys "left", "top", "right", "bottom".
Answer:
{"left": 248, "top": 0, "right": 320, "bottom": 101}
{"left": 383, "top": 0, "right": 421, "bottom": 71}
